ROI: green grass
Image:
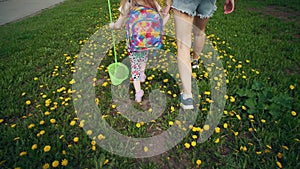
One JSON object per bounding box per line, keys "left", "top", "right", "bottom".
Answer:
{"left": 1, "top": 0, "right": 299, "bottom": 168}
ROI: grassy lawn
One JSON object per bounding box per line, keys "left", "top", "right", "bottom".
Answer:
{"left": 0, "top": 0, "right": 299, "bottom": 168}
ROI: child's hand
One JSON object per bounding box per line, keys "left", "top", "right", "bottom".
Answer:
{"left": 109, "top": 22, "right": 115, "bottom": 29}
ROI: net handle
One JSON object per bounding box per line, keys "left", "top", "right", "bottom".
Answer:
{"left": 107, "top": 0, "right": 118, "bottom": 64}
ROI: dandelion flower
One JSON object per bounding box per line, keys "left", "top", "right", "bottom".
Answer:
{"left": 0, "top": 119, "right": 3, "bottom": 123}
{"left": 291, "top": 111, "right": 297, "bottom": 116}
{"left": 169, "top": 121, "right": 174, "bottom": 126}
{"left": 196, "top": 159, "right": 202, "bottom": 165}
{"left": 44, "top": 145, "right": 51, "bottom": 152}
{"left": 191, "top": 141, "right": 197, "bottom": 147}
{"left": 98, "top": 134, "right": 105, "bottom": 140}
{"left": 215, "top": 127, "right": 221, "bottom": 133}
{"left": 289, "top": 85, "right": 295, "bottom": 90}
{"left": 144, "top": 146, "right": 149, "bottom": 152}
{"left": 276, "top": 161, "right": 283, "bottom": 168}
{"left": 61, "top": 159, "right": 68, "bottom": 166}
{"left": 101, "top": 159, "right": 108, "bottom": 165}
{"left": 214, "top": 138, "right": 220, "bottom": 144}
{"left": 73, "top": 137, "right": 79, "bottom": 142}
{"left": 277, "top": 152, "right": 283, "bottom": 159}
{"left": 52, "top": 160, "right": 59, "bottom": 168}
{"left": 261, "top": 119, "right": 266, "bottom": 123}
{"left": 184, "top": 143, "right": 191, "bottom": 149}
{"left": 39, "top": 120, "right": 45, "bottom": 125}
{"left": 31, "top": 144, "right": 38, "bottom": 150}
{"left": 26, "top": 100, "right": 31, "bottom": 105}
{"left": 43, "top": 163, "right": 50, "bottom": 169}
{"left": 50, "top": 119, "right": 56, "bottom": 124}
{"left": 223, "top": 123, "right": 228, "bottom": 129}
{"left": 19, "top": 151, "right": 27, "bottom": 156}
{"left": 70, "top": 120, "right": 76, "bottom": 126}
{"left": 203, "top": 124, "right": 210, "bottom": 131}
{"left": 28, "top": 123, "right": 35, "bottom": 129}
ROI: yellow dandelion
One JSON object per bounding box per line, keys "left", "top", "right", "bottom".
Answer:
{"left": 104, "top": 159, "right": 109, "bottom": 165}
{"left": 44, "top": 111, "right": 51, "bottom": 116}
{"left": 11, "top": 124, "right": 16, "bottom": 128}
{"left": 73, "top": 137, "right": 79, "bottom": 142}
{"left": 92, "top": 145, "right": 96, "bottom": 151}
{"left": 196, "top": 159, "right": 202, "bottom": 165}
{"left": 61, "top": 159, "right": 68, "bottom": 166}
{"left": 256, "top": 151, "right": 262, "bottom": 155}
{"left": 215, "top": 127, "right": 221, "bottom": 133}
{"left": 28, "top": 123, "right": 35, "bottom": 129}
{"left": 50, "top": 119, "right": 56, "bottom": 124}
{"left": 31, "top": 144, "right": 38, "bottom": 150}
{"left": 169, "top": 121, "right": 174, "bottom": 126}
{"left": 70, "top": 120, "right": 76, "bottom": 126}
{"left": 191, "top": 141, "right": 197, "bottom": 147}
{"left": 26, "top": 100, "right": 31, "bottom": 105}
{"left": 241, "top": 106, "right": 247, "bottom": 110}
{"left": 43, "top": 163, "right": 50, "bottom": 169}
{"left": 276, "top": 161, "right": 283, "bottom": 168}
{"left": 87, "top": 130, "right": 93, "bottom": 135}
{"left": 111, "top": 104, "right": 116, "bottom": 109}
{"left": 98, "top": 134, "right": 105, "bottom": 140}
{"left": 236, "top": 114, "right": 241, "bottom": 120}
{"left": 102, "top": 82, "right": 108, "bottom": 87}
{"left": 144, "top": 146, "right": 149, "bottom": 152}
{"left": 163, "top": 79, "right": 169, "bottom": 83}
{"left": 52, "top": 160, "right": 59, "bottom": 168}
{"left": 69, "top": 79, "right": 75, "bottom": 85}
{"left": 0, "top": 118, "right": 3, "bottom": 123}
{"left": 261, "top": 119, "right": 266, "bottom": 123}
{"left": 289, "top": 85, "right": 295, "bottom": 90}
{"left": 214, "top": 138, "right": 220, "bottom": 144}
{"left": 136, "top": 122, "right": 141, "bottom": 128}
{"left": 184, "top": 143, "right": 191, "bottom": 149}
{"left": 192, "top": 135, "right": 198, "bottom": 139}
{"left": 19, "top": 151, "right": 27, "bottom": 156}
{"left": 223, "top": 123, "right": 228, "bottom": 129}
{"left": 203, "top": 124, "right": 210, "bottom": 131}
{"left": 39, "top": 120, "right": 45, "bottom": 125}
{"left": 44, "top": 145, "right": 51, "bottom": 152}
{"left": 229, "top": 96, "right": 235, "bottom": 102}
{"left": 282, "top": 145, "right": 289, "bottom": 150}
{"left": 291, "top": 111, "right": 297, "bottom": 116}
{"left": 277, "top": 152, "right": 283, "bottom": 159}
{"left": 91, "top": 140, "right": 96, "bottom": 146}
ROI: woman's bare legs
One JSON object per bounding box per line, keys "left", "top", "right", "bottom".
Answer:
{"left": 192, "top": 17, "right": 209, "bottom": 60}
{"left": 173, "top": 9, "right": 194, "bottom": 98}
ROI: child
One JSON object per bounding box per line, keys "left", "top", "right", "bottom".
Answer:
{"left": 109, "top": 0, "right": 169, "bottom": 102}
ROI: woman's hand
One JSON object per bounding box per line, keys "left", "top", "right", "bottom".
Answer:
{"left": 224, "top": 0, "right": 234, "bottom": 14}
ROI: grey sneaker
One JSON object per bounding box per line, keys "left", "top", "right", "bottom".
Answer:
{"left": 180, "top": 94, "right": 194, "bottom": 109}
{"left": 192, "top": 59, "right": 199, "bottom": 69}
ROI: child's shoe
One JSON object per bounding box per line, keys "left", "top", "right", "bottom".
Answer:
{"left": 180, "top": 93, "right": 194, "bottom": 109}
{"left": 135, "top": 90, "right": 144, "bottom": 102}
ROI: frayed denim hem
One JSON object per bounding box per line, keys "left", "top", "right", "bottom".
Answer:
{"left": 197, "top": 6, "right": 217, "bottom": 19}
{"left": 171, "top": 6, "right": 196, "bottom": 17}
{"left": 171, "top": 6, "right": 218, "bottom": 19}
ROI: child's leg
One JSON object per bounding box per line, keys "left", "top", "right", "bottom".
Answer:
{"left": 192, "top": 17, "right": 209, "bottom": 60}
{"left": 174, "top": 9, "right": 193, "bottom": 98}
{"left": 129, "top": 52, "right": 144, "bottom": 102}
{"left": 139, "top": 51, "right": 148, "bottom": 81}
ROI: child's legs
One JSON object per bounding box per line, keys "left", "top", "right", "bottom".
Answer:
{"left": 192, "top": 17, "right": 209, "bottom": 60}
{"left": 129, "top": 51, "right": 148, "bottom": 92}
{"left": 139, "top": 51, "right": 149, "bottom": 74}
{"left": 174, "top": 9, "right": 193, "bottom": 96}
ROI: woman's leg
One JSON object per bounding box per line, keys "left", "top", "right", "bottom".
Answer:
{"left": 192, "top": 17, "right": 209, "bottom": 60}
{"left": 173, "top": 9, "right": 194, "bottom": 98}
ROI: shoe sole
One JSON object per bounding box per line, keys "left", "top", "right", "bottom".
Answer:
{"left": 181, "top": 104, "right": 194, "bottom": 109}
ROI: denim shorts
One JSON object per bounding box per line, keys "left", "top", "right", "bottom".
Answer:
{"left": 172, "top": 0, "right": 217, "bottom": 18}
